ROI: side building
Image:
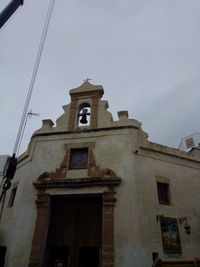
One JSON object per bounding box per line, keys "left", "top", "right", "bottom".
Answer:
{"left": 0, "top": 82, "right": 200, "bottom": 267}
{"left": 179, "top": 133, "right": 200, "bottom": 152}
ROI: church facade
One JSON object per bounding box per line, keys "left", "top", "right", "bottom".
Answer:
{"left": 0, "top": 82, "right": 200, "bottom": 267}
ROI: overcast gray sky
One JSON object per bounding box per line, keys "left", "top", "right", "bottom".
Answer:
{"left": 0, "top": 0, "right": 200, "bottom": 155}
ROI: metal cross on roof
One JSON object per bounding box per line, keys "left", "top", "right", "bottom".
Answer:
{"left": 84, "top": 78, "right": 92, "bottom": 82}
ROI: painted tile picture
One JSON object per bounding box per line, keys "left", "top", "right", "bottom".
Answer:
{"left": 160, "top": 217, "right": 182, "bottom": 254}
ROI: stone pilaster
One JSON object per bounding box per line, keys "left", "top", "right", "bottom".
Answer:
{"left": 68, "top": 97, "right": 78, "bottom": 131}
{"left": 102, "top": 191, "right": 116, "bottom": 267}
{"left": 91, "top": 94, "right": 99, "bottom": 129}
{"left": 29, "top": 193, "right": 49, "bottom": 267}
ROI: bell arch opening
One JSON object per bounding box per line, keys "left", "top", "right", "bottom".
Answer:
{"left": 78, "top": 103, "right": 91, "bottom": 127}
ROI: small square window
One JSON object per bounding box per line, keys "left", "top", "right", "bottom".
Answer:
{"left": 157, "top": 182, "right": 170, "bottom": 205}
{"left": 8, "top": 187, "right": 17, "bottom": 208}
{"left": 69, "top": 148, "right": 88, "bottom": 170}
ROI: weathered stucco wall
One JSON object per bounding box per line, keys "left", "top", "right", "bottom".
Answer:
{"left": 135, "top": 149, "right": 200, "bottom": 266}
{"left": 1, "top": 82, "right": 200, "bottom": 267}
{"left": 2, "top": 130, "right": 200, "bottom": 267}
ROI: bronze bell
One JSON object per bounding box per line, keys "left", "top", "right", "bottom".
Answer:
{"left": 80, "top": 113, "right": 88, "bottom": 124}
{"left": 80, "top": 109, "right": 88, "bottom": 124}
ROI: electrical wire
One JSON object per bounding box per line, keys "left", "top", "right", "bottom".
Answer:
{"left": 0, "top": 191, "right": 6, "bottom": 222}
{"left": 0, "top": 0, "right": 56, "bottom": 222}
{"left": 13, "top": 0, "right": 56, "bottom": 156}
{"left": 16, "top": 113, "right": 28, "bottom": 156}
{"left": 0, "top": 3, "right": 20, "bottom": 33}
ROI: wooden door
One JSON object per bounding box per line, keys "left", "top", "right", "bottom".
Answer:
{"left": 44, "top": 196, "right": 102, "bottom": 267}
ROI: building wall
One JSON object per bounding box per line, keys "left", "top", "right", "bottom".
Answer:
{"left": 0, "top": 82, "right": 200, "bottom": 267}
{"left": 179, "top": 133, "right": 200, "bottom": 151}
{"left": 135, "top": 150, "right": 200, "bottom": 265}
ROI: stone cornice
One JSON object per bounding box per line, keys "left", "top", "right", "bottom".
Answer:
{"left": 140, "top": 142, "right": 200, "bottom": 164}
{"left": 31, "top": 125, "right": 139, "bottom": 139}
{"left": 69, "top": 81, "right": 104, "bottom": 98}
{"left": 33, "top": 177, "right": 121, "bottom": 189}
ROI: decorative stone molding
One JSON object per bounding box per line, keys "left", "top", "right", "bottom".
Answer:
{"left": 29, "top": 193, "right": 50, "bottom": 267}
{"left": 42, "top": 119, "right": 54, "bottom": 128}
{"left": 67, "top": 82, "right": 104, "bottom": 131}
{"left": 153, "top": 258, "right": 200, "bottom": 267}
{"left": 38, "top": 152, "right": 69, "bottom": 181}
{"left": 34, "top": 177, "right": 121, "bottom": 189}
{"left": 89, "top": 166, "right": 117, "bottom": 178}
{"left": 140, "top": 143, "right": 200, "bottom": 165}
{"left": 68, "top": 97, "right": 78, "bottom": 131}
{"left": 88, "top": 148, "right": 117, "bottom": 177}
{"left": 29, "top": 189, "right": 118, "bottom": 267}
{"left": 36, "top": 142, "right": 118, "bottom": 183}
{"left": 69, "top": 81, "right": 104, "bottom": 98}
{"left": 90, "top": 94, "right": 99, "bottom": 129}
{"left": 118, "top": 110, "right": 129, "bottom": 119}
{"left": 102, "top": 190, "right": 116, "bottom": 267}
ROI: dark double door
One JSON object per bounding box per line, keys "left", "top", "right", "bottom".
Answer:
{"left": 44, "top": 196, "right": 102, "bottom": 267}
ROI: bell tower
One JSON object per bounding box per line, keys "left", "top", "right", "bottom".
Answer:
{"left": 68, "top": 81, "right": 104, "bottom": 131}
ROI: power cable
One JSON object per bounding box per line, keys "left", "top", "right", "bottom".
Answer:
{"left": 13, "top": 0, "right": 56, "bottom": 156}
{"left": 0, "top": 0, "right": 23, "bottom": 32}
{"left": 0, "top": 0, "right": 56, "bottom": 221}
{"left": 16, "top": 113, "right": 28, "bottom": 156}
{"left": 0, "top": 6, "right": 19, "bottom": 33}
{"left": 0, "top": 191, "right": 6, "bottom": 222}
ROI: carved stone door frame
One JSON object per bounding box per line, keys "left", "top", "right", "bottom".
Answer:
{"left": 29, "top": 188, "right": 117, "bottom": 267}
